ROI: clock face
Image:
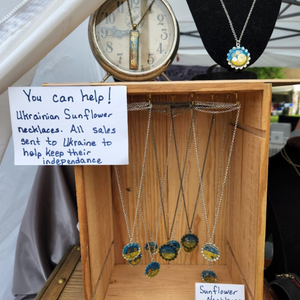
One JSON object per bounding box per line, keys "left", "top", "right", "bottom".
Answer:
{"left": 89, "top": 0, "right": 179, "bottom": 81}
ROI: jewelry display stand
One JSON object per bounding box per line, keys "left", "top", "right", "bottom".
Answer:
{"left": 186, "top": 0, "right": 282, "bottom": 80}
{"left": 44, "top": 79, "right": 284, "bottom": 300}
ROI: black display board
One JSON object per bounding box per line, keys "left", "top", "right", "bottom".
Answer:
{"left": 186, "top": 0, "right": 282, "bottom": 79}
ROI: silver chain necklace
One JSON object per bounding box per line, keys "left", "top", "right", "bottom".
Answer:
{"left": 194, "top": 100, "right": 241, "bottom": 283}
{"left": 219, "top": 0, "right": 257, "bottom": 70}
{"left": 114, "top": 105, "right": 152, "bottom": 262}
{"left": 281, "top": 147, "right": 300, "bottom": 177}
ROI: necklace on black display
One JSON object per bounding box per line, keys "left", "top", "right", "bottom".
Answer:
{"left": 219, "top": 0, "right": 257, "bottom": 70}
{"left": 280, "top": 147, "right": 300, "bottom": 177}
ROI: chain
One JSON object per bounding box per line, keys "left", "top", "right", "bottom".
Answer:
{"left": 170, "top": 108, "right": 194, "bottom": 234}
{"left": 281, "top": 147, "right": 300, "bottom": 177}
{"left": 219, "top": 0, "right": 257, "bottom": 47}
{"left": 191, "top": 112, "right": 215, "bottom": 233}
{"left": 198, "top": 103, "right": 241, "bottom": 243}
{"left": 126, "top": 0, "right": 156, "bottom": 30}
{"left": 114, "top": 105, "right": 152, "bottom": 242}
{"left": 151, "top": 110, "right": 178, "bottom": 241}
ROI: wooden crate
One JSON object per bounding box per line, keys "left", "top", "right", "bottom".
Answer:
{"left": 73, "top": 80, "right": 271, "bottom": 300}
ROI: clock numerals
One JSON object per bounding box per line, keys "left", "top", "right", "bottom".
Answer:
{"left": 117, "top": 53, "right": 123, "bottom": 65}
{"left": 101, "top": 27, "right": 108, "bottom": 39}
{"left": 157, "top": 14, "right": 165, "bottom": 26}
{"left": 147, "top": 53, "right": 155, "bottom": 65}
{"left": 106, "top": 41, "right": 114, "bottom": 54}
{"left": 161, "top": 29, "right": 168, "bottom": 40}
{"left": 89, "top": 0, "right": 179, "bottom": 80}
{"left": 105, "top": 12, "right": 116, "bottom": 24}
{"left": 157, "top": 43, "right": 163, "bottom": 54}
{"left": 129, "top": 0, "right": 140, "bottom": 9}
{"left": 116, "top": 1, "right": 125, "bottom": 13}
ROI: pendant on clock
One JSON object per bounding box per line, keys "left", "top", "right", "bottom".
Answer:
{"left": 201, "top": 242, "right": 220, "bottom": 262}
{"left": 227, "top": 46, "right": 250, "bottom": 70}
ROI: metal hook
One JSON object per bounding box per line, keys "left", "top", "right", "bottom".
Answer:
{"left": 234, "top": 93, "right": 240, "bottom": 105}
{"left": 191, "top": 93, "right": 195, "bottom": 106}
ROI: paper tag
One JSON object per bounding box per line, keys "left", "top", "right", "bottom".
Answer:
{"left": 195, "top": 283, "right": 245, "bottom": 300}
{"left": 8, "top": 86, "right": 128, "bottom": 166}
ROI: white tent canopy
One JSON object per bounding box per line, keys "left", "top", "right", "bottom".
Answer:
{"left": 0, "top": 1, "right": 300, "bottom": 299}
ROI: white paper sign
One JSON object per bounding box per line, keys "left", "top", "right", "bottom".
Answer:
{"left": 8, "top": 86, "right": 128, "bottom": 165}
{"left": 195, "top": 283, "right": 245, "bottom": 300}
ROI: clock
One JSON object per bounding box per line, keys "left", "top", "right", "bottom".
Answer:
{"left": 88, "top": 0, "right": 180, "bottom": 81}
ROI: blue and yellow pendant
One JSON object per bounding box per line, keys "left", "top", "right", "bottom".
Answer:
{"left": 182, "top": 245, "right": 197, "bottom": 254}
{"left": 145, "top": 261, "right": 160, "bottom": 278}
{"left": 145, "top": 241, "right": 158, "bottom": 255}
{"left": 227, "top": 46, "right": 250, "bottom": 70}
{"left": 159, "top": 243, "right": 178, "bottom": 261}
{"left": 122, "top": 242, "right": 141, "bottom": 260}
{"left": 128, "top": 253, "right": 142, "bottom": 267}
{"left": 181, "top": 233, "right": 199, "bottom": 249}
{"left": 168, "top": 240, "right": 181, "bottom": 253}
{"left": 201, "top": 269, "right": 217, "bottom": 283}
{"left": 201, "top": 242, "right": 220, "bottom": 261}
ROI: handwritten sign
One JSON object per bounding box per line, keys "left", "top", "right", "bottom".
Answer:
{"left": 8, "top": 86, "right": 128, "bottom": 165}
{"left": 195, "top": 283, "right": 245, "bottom": 300}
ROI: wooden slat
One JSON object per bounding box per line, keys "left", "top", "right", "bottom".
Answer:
{"left": 75, "top": 166, "right": 92, "bottom": 300}
{"left": 75, "top": 165, "right": 115, "bottom": 300}
{"left": 106, "top": 265, "right": 232, "bottom": 300}
{"left": 35, "top": 245, "right": 81, "bottom": 300}
{"left": 43, "top": 79, "right": 300, "bottom": 91}
{"left": 59, "top": 261, "right": 84, "bottom": 300}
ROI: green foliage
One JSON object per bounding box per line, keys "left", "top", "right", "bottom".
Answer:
{"left": 248, "top": 67, "right": 286, "bottom": 79}
{"left": 270, "top": 115, "right": 279, "bottom": 123}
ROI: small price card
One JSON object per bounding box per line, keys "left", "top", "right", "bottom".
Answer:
{"left": 195, "top": 283, "right": 245, "bottom": 300}
{"left": 8, "top": 86, "right": 128, "bottom": 166}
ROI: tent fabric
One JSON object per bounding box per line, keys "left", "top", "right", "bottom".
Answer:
{"left": 0, "top": 138, "right": 37, "bottom": 300}
{"left": 0, "top": 0, "right": 106, "bottom": 96}
{"left": 12, "top": 165, "right": 79, "bottom": 300}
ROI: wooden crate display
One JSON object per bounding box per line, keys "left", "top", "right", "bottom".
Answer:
{"left": 74, "top": 81, "right": 271, "bottom": 300}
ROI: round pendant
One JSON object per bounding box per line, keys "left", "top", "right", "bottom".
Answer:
{"left": 168, "top": 240, "right": 181, "bottom": 253}
{"left": 182, "top": 245, "right": 197, "bottom": 254}
{"left": 159, "top": 243, "right": 178, "bottom": 261}
{"left": 201, "top": 243, "right": 220, "bottom": 261}
{"left": 181, "top": 233, "right": 199, "bottom": 249}
{"left": 145, "top": 261, "right": 160, "bottom": 278}
{"left": 145, "top": 241, "right": 158, "bottom": 255}
{"left": 201, "top": 269, "right": 217, "bottom": 283}
{"left": 122, "top": 242, "right": 141, "bottom": 260}
{"left": 227, "top": 46, "right": 250, "bottom": 70}
{"left": 128, "top": 253, "right": 142, "bottom": 267}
